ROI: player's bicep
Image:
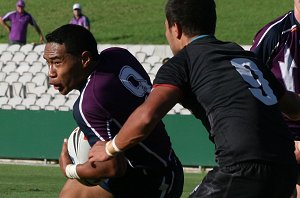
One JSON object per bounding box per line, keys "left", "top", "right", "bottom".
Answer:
{"left": 144, "top": 85, "right": 182, "bottom": 119}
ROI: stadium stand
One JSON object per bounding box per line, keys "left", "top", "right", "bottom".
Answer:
{"left": 0, "top": 43, "right": 251, "bottom": 114}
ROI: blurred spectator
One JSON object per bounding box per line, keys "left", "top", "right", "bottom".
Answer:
{"left": 69, "top": 3, "right": 90, "bottom": 31}
{"left": 0, "top": 0, "right": 44, "bottom": 45}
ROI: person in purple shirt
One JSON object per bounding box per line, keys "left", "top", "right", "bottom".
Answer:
{"left": 0, "top": 0, "right": 44, "bottom": 45}
{"left": 69, "top": 3, "right": 90, "bottom": 31}
{"left": 43, "top": 24, "right": 183, "bottom": 198}
{"left": 251, "top": 1, "right": 300, "bottom": 197}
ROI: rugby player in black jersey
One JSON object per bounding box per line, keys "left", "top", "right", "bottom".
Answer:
{"left": 89, "top": 0, "right": 300, "bottom": 197}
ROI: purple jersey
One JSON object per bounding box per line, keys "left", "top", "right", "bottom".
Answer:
{"left": 2, "top": 11, "right": 37, "bottom": 43}
{"left": 73, "top": 47, "right": 174, "bottom": 168}
{"left": 251, "top": 11, "right": 300, "bottom": 138}
{"left": 69, "top": 15, "right": 90, "bottom": 30}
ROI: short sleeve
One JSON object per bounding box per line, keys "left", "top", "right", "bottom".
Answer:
{"left": 153, "top": 49, "right": 189, "bottom": 91}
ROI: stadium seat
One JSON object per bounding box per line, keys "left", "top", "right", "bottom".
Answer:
{"left": 16, "top": 61, "right": 30, "bottom": 74}
{"left": 135, "top": 51, "right": 147, "bottom": 62}
{"left": 180, "top": 108, "right": 191, "bottom": 115}
{"left": 31, "top": 72, "right": 47, "bottom": 86}
{"left": 0, "top": 81, "right": 10, "bottom": 97}
{"left": 29, "top": 85, "right": 48, "bottom": 97}
{"left": 127, "top": 45, "right": 141, "bottom": 56}
{"left": 28, "top": 61, "right": 43, "bottom": 75}
{"left": 44, "top": 105, "right": 56, "bottom": 111}
{"left": 15, "top": 104, "right": 26, "bottom": 110}
{"left": 7, "top": 97, "right": 22, "bottom": 108}
{"left": 167, "top": 109, "right": 176, "bottom": 115}
{"left": 19, "top": 43, "right": 34, "bottom": 54}
{"left": 0, "top": 52, "right": 13, "bottom": 65}
{"left": 141, "top": 62, "right": 152, "bottom": 73}
{"left": 64, "top": 93, "right": 79, "bottom": 110}
{"left": 0, "top": 71, "right": 7, "bottom": 81}
{"left": 25, "top": 51, "right": 39, "bottom": 65}
{"left": 11, "top": 81, "right": 24, "bottom": 98}
{"left": 37, "top": 56, "right": 47, "bottom": 66}
{"left": 58, "top": 105, "right": 70, "bottom": 111}
{"left": 153, "top": 45, "right": 169, "bottom": 58}
{"left": 18, "top": 72, "right": 33, "bottom": 85}
{"left": 0, "top": 96, "right": 9, "bottom": 106}
{"left": 49, "top": 94, "right": 66, "bottom": 109}
{"left": 35, "top": 93, "right": 51, "bottom": 109}
{"left": 46, "top": 85, "right": 59, "bottom": 97}
{"left": 149, "top": 62, "right": 162, "bottom": 75}
{"left": 22, "top": 95, "right": 37, "bottom": 108}
{"left": 1, "top": 103, "right": 13, "bottom": 110}
{"left": 173, "top": 103, "right": 184, "bottom": 114}
{"left": 5, "top": 72, "right": 19, "bottom": 84}
{"left": 6, "top": 44, "right": 21, "bottom": 53}
{"left": 11, "top": 51, "right": 26, "bottom": 64}
{"left": 33, "top": 44, "right": 45, "bottom": 55}
{"left": 144, "top": 55, "right": 161, "bottom": 66}
{"left": 2, "top": 61, "right": 17, "bottom": 74}
{"left": 29, "top": 104, "right": 41, "bottom": 110}
{"left": 141, "top": 45, "right": 155, "bottom": 56}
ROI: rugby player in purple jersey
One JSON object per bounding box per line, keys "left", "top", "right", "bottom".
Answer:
{"left": 251, "top": 0, "right": 300, "bottom": 197}
{"left": 0, "top": 0, "right": 44, "bottom": 45}
{"left": 43, "top": 24, "right": 183, "bottom": 198}
{"left": 89, "top": 0, "right": 300, "bottom": 197}
{"left": 69, "top": 3, "right": 90, "bottom": 31}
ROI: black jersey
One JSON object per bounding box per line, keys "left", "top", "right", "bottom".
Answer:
{"left": 154, "top": 36, "right": 295, "bottom": 167}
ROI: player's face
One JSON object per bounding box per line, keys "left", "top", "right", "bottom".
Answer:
{"left": 16, "top": 6, "right": 24, "bottom": 13}
{"left": 164, "top": 19, "right": 181, "bottom": 55}
{"left": 43, "top": 43, "right": 85, "bottom": 95}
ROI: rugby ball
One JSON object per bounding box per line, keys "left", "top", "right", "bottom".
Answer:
{"left": 67, "top": 127, "right": 106, "bottom": 186}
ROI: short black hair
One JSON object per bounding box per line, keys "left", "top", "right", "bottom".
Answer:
{"left": 165, "top": 0, "right": 216, "bottom": 36}
{"left": 45, "top": 24, "right": 99, "bottom": 59}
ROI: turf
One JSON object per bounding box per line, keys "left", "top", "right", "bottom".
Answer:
{"left": 0, "top": 163, "right": 206, "bottom": 198}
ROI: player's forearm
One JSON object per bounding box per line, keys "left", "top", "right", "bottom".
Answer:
{"left": 114, "top": 86, "right": 180, "bottom": 152}
{"left": 115, "top": 105, "right": 160, "bottom": 151}
{"left": 76, "top": 154, "right": 127, "bottom": 179}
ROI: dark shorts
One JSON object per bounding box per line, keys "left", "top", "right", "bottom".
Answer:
{"left": 9, "top": 40, "right": 25, "bottom": 45}
{"left": 189, "top": 161, "right": 297, "bottom": 198}
{"left": 101, "top": 153, "right": 184, "bottom": 198}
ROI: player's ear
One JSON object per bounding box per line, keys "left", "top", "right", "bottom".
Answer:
{"left": 174, "top": 22, "right": 182, "bottom": 39}
{"left": 81, "top": 51, "right": 91, "bottom": 68}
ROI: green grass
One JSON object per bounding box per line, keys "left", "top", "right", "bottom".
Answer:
{"left": 0, "top": 0, "right": 294, "bottom": 45}
{"left": 0, "top": 164, "right": 206, "bottom": 198}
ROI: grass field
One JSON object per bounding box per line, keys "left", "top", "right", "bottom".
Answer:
{"left": 0, "top": 163, "right": 206, "bottom": 198}
{"left": 0, "top": 0, "right": 294, "bottom": 45}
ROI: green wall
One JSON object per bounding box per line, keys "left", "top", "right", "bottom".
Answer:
{"left": 0, "top": 110, "right": 215, "bottom": 167}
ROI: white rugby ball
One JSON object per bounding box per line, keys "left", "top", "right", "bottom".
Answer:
{"left": 67, "top": 127, "right": 106, "bottom": 186}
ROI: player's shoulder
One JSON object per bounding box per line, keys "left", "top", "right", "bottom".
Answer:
{"left": 3, "top": 10, "right": 17, "bottom": 18}
{"left": 99, "top": 47, "right": 135, "bottom": 62}
{"left": 100, "top": 47, "right": 130, "bottom": 56}
{"left": 257, "top": 11, "right": 293, "bottom": 36}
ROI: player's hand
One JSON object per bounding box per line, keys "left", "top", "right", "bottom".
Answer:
{"left": 88, "top": 141, "right": 112, "bottom": 163}
{"left": 59, "top": 139, "right": 72, "bottom": 176}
